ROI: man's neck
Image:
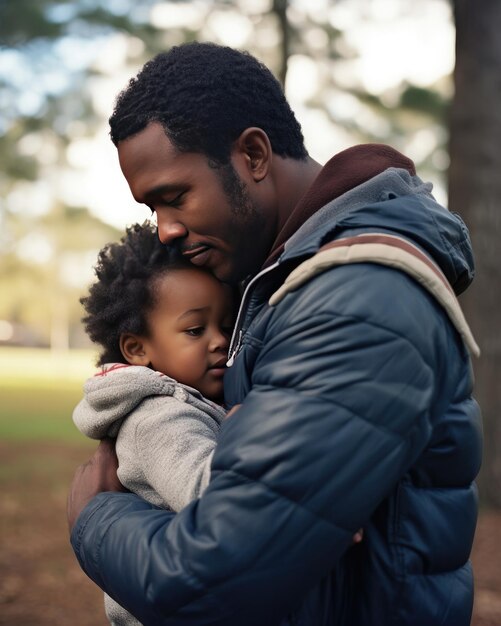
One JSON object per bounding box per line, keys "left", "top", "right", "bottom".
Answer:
{"left": 263, "top": 143, "right": 417, "bottom": 269}
{"left": 273, "top": 155, "right": 322, "bottom": 233}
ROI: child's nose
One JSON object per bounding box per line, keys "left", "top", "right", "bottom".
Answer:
{"left": 211, "top": 330, "right": 230, "bottom": 352}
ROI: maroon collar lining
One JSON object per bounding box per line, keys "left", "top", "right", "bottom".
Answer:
{"left": 263, "top": 143, "right": 416, "bottom": 268}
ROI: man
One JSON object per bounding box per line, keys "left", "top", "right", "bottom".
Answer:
{"left": 68, "top": 42, "right": 482, "bottom": 625}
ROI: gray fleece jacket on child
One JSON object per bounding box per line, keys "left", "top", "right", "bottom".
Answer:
{"left": 72, "top": 363, "right": 226, "bottom": 626}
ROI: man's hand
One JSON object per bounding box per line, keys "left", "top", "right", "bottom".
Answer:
{"left": 67, "top": 437, "right": 127, "bottom": 533}
{"left": 224, "top": 403, "right": 242, "bottom": 419}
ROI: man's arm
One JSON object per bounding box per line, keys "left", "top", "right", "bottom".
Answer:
{"left": 70, "top": 264, "right": 445, "bottom": 625}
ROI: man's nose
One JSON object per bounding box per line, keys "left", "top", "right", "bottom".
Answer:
{"left": 157, "top": 216, "right": 188, "bottom": 245}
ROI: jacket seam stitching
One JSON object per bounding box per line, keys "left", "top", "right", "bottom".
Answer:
{"left": 211, "top": 467, "right": 361, "bottom": 535}
{"left": 247, "top": 383, "right": 407, "bottom": 442}
{"left": 266, "top": 306, "right": 436, "bottom": 377}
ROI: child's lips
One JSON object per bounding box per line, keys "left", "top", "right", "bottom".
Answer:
{"left": 208, "top": 358, "right": 227, "bottom": 377}
{"left": 210, "top": 357, "right": 227, "bottom": 369}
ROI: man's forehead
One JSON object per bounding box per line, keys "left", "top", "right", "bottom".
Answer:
{"left": 118, "top": 121, "right": 178, "bottom": 161}
{"left": 117, "top": 127, "right": 215, "bottom": 204}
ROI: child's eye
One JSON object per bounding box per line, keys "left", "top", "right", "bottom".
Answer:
{"left": 185, "top": 327, "right": 204, "bottom": 337}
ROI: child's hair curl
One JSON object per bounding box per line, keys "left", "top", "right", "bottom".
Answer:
{"left": 81, "top": 221, "right": 190, "bottom": 366}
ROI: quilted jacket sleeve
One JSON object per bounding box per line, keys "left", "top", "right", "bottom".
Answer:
{"left": 71, "top": 264, "right": 452, "bottom": 626}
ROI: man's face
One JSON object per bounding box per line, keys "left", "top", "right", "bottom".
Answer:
{"left": 117, "top": 122, "right": 276, "bottom": 284}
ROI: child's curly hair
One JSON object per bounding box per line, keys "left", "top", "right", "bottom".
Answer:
{"left": 81, "top": 221, "right": 188, "bottom": 366}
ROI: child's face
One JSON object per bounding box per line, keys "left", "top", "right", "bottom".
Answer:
{"left": 141, "top": 268, "right": 234, "bottom": 402}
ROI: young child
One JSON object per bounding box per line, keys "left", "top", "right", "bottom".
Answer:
{"left": 72, "top": 221, "right": 235, "bottom": 626}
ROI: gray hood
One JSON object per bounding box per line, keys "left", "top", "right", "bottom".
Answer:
{"left": 73, "top": 364, "right": 223, "bottom": 439}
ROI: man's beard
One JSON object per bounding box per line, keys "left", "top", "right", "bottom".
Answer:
{"left": 213, "top": 161, "right": 270, "bottom": 282}
{"left": 214, "top": 161, "right": 259, "bottom": 220}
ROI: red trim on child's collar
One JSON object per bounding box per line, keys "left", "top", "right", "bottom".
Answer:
{"left": 94, "top": 363, "right": 132, "bottom": 377}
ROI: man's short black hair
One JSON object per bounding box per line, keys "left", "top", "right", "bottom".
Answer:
{"left": 81, "top": 221, "right": 190, "bottom": 366}
{"left": 109, "top": 41, "right": 308, "bottom": 163}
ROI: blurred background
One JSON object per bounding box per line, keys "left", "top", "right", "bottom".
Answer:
{"left": 0, "top": 1, "right": 499, "bottom": 624}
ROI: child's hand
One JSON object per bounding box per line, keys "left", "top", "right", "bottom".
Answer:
{"left": 352, "top": 528, "right": 364, "bottom": 544}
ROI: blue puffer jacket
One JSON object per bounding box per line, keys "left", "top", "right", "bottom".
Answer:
{"left": 71, "top": 168, "right": 482, "bottom": 626}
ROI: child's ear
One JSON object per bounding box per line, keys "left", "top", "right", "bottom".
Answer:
{"left": 120, "top": 333, "right": 150, "bottom": 366}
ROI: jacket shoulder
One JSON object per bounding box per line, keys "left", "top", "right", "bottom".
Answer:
{"left": 270, "top": 232, "right": 478, "bottom": 358}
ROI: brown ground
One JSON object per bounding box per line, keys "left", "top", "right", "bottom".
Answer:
{"left": 0, "top": 441, "right": 500, "bottom": 626}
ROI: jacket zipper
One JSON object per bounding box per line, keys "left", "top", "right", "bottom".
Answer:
{"left": 226, "top": 261, "right": 280, "bottom": 367}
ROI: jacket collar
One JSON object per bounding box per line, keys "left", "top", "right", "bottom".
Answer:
{"left": 263, "top": 143, "right": 416, "bottom": 268}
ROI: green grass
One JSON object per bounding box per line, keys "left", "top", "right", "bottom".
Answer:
{"left": 0, "top": 346, "right": 98, "bottom": 442}
{"left": 0, "top": 383, "right": 87, "bottom": 440}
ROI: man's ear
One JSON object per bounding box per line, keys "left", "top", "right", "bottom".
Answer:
{"left": 119, "top": 333, "right": 150, "bottom": 366}
{"left": 234, "top": 127, "right": 271, "bottom": 182}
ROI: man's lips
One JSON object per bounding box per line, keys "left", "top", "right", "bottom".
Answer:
{"left": 182, "top": 245, "right": 211, "bottom": 266}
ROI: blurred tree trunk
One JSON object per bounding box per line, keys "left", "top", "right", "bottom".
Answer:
{"left": 448, "top": 0, "right": 501, "bottom": 508}
{"left": 272, "top": 0, "right": 290, "bottom": 87}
